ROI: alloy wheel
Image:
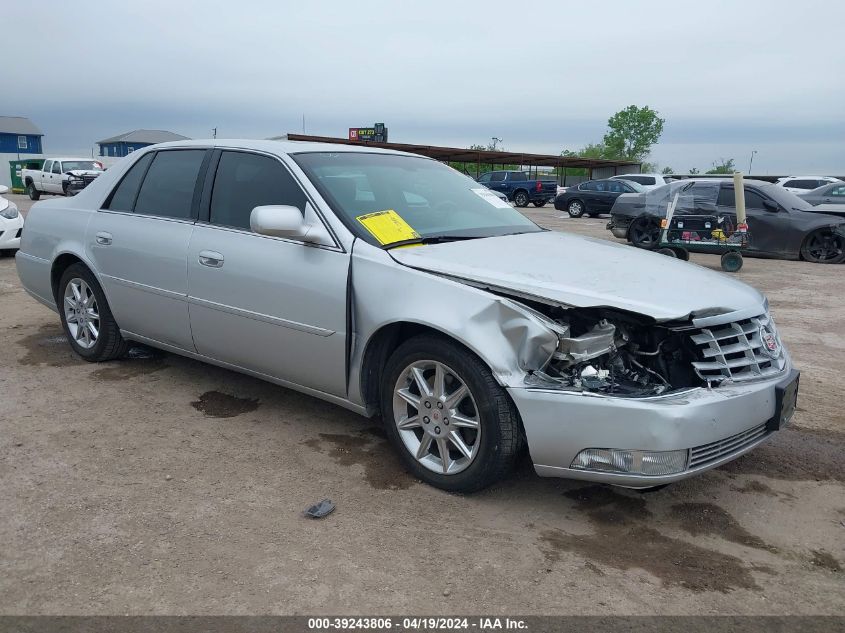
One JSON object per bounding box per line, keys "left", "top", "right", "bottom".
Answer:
{"left": 805, "top": 230, "right": 844, "bottom": 263}
{"left": 63, "top": 277, "right": 100, "bottom": 349}
{"left": 630, "top": 217, "right": 660, "bottom": 247}
{"left": 392, "top": 360, "right": 481, "bottom": 475}
{"left": 568, "top": 201, "right": 583, "bottom": 217}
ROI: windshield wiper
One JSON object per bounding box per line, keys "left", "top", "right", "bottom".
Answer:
{"left": 382, "top": 234, "right": 484, "bottom": 250}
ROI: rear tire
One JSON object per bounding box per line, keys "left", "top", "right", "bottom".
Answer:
{"left": 567, "top": 199, "right": 585, "bottom": 218}
{"left": 657, "top": 248, "right": 677, "bottom": 258}
{"left": 514, "top": 190, "right": 529, "bottom": 207}
{"left": 628, "top": 216, "right": 660, "bottom": 249}
{"left": 380, "top": 334, "right": 522, "bottom": 492}
{"left": 27, "top": 182, "right": 40, "bottom": 201}
{"left": 58, "top": 263, "right": 130, "bottom": 362}
{"left": 532, "top": 200, "right": 546, "bottom": 208}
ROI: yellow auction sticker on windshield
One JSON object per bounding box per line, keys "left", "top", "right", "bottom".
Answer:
{"left": 356, "top": 210, "right": 421, "bottom": 245}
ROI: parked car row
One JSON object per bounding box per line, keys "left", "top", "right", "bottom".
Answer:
{"left": 606, "top": 179, "right": 845, "bottom": 264}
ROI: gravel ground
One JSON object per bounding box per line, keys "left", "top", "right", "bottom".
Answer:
{"left": 1, "top": 193, "right": 843, "bottom": 615}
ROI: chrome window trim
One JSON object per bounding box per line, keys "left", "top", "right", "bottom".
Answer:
{"left": 202, "top": 146, "right": 345, "bottom": 252}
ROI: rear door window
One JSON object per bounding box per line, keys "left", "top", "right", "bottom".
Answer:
{"left": 509, "top": 172, "right": 527, "bottom": 181}
{"left": 134, "top": 150, "right": 206, "bottom": 219}
{"left": 105, "top": 152, "right": 155, "bottom": 211}
{"left": 209, "top": 151, "right": 307, "bottom": 230}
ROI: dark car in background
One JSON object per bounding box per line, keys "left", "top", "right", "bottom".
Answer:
{"left": 607, "top": 179, "right": 845, "bottom": 263}
{"left": 476, "top": 170, "right": 557, "bottom": 207}
{"left": 554, "top": 178, "right": 643, "bottom": 218}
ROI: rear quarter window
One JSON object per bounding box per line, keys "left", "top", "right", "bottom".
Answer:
{"left": 104, "top": 152, "right": 155, "bottom": 211}
{"left": 133, "top": 150, "right": 206, "bottom": 219}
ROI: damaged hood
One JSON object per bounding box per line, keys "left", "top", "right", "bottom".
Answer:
{"left": 390, "top": 231, "right": 765, "bottom": 321}
{"left": 66, "top": 170, "right": 102, "bottom": 177}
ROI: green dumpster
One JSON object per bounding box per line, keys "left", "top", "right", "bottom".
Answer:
{"left": 9, "top": 158, "right": 45, "bottom": 194}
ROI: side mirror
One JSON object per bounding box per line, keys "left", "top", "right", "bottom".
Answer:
{"left": 250, "top": 205, "right": 307, "bottom": 238}
{"left": 0, "top": 185, "right": 8, "bottom": 195}
{"left": 249, "top": 204, "right": 333, "bottom": 245}
{"left": 762, "top": 199, "right": 779, "bottom": 212}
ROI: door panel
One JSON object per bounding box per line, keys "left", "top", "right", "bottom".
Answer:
{"left": 187, "top": 228, "right": 349, "bottom": 396}
{"left": 84, "top": 149, "right": 207, "bottom": 350}
{"left": 86, "top": 213, "right": 196, "bottom": 350}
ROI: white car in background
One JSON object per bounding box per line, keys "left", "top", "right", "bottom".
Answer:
{"left": 776, "top": 176, "right": 842, "bottom": 194}
{"left": 610, "top": 173, "right": 669, "bottom": 191}
{"left": 0, "top": 185, "right": 24, "bottom": 254}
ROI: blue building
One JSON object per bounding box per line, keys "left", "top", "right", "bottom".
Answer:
{"left": 0, "top": 116, "right": 43, "bottom": 154}
{"left": 97, "top": 129, "right": 189, "bottom": 158}
{"left": 1, "top": 116, "right": 44, "bottom": 188}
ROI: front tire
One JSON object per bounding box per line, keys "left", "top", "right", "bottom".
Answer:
{"left": 800, "top": 228, "right": 845, "bottom": 264}
{"left": 27, "top": 182, "right": 40, "bottom": 200}
{"left": 58, "top": 263, "right": 130, "bottom": 361}
{"left": 567, "top": 199, "right": 585, "bottom": 218}
{"left": 381, "top": 335, "right": 522, "bottom": 492}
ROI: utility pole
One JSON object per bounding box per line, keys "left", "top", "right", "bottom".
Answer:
{"left": 491, "top": 137, "right": 502, "bottom": 151}
{"left": 212, "top": 127, "right": 217, "bottom": 139}
{"left": 748, "top": 149, "right": 757, "bottom": 174}
{"left": 302, "top": 114, "right": 306, "bottom": 134}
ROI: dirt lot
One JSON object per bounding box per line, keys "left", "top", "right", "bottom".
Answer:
{"left": 1, "top": 193, "right": 843, "bottom": 615}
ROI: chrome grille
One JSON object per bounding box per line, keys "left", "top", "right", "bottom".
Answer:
{"left": 688, "top": 313, "right": 786, "bottom": 384}
{"left": 689, "top": 423, "right": 769, "bottom": 468}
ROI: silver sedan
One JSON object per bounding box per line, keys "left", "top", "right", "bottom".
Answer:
{"left": 16, "top": 140, "right": 799, "bottom": 492}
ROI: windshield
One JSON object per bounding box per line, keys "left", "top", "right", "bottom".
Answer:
{"left": 62, "top": 160, "right": 103, "bottom": 172}
{"left": 293, "top": 152, "right": 541, "bottom": 247}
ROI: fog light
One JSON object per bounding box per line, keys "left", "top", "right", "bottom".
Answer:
{"left": 570, "top": 448, "right": 688, "bottom": 476}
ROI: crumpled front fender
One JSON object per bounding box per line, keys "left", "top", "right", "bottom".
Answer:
{"left": 348, "top": 242, "right": 559, "bottom": 407}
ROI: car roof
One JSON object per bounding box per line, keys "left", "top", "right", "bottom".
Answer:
{"left": 612, "top": 173, "right": 664, "bottom": 178}
{"left": 49, "top": 157, "right": 102, "bottom": 162}
{"left": 151, "top": 138, "right": 420, "bottom": 159}
{"left": 778, "top": 176, "right": 840, "bottom": 181}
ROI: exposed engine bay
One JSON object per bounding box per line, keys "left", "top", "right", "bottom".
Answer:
{"left": 521, "top": 304, "right": 701, "bottom": 397}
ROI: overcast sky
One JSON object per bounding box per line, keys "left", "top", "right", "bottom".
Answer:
{"left": 4, "top": 0, "right": 844, "bottom": 173}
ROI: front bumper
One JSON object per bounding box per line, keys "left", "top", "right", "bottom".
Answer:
{"left": 0, "top": 215, "right": 24, "bottom": 249}
{"left": 508, "top": 364, "right": 796, "bottom": 487}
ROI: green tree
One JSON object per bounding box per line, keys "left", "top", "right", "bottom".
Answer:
{"left": 661, "top": 166, "right": 674, "bottom": 175}
{"left": 602, "top": 105, "right": 665, "bottom": 161}
{"left": 706, "top": 158, "right": 735, "bottom": 174}
{"left": 689, "top": 167, "right": 700, "bottom": 175}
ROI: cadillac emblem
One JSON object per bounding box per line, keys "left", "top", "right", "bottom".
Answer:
{"left": 760, "top": 326, "right": 779, "bottom": 357}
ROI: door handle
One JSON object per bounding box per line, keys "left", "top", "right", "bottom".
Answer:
{"left": 198, "top": 250, "right": 224, "bottom": 268}
{"left": 95, "top": 231, "right": 112, "bottom": 245}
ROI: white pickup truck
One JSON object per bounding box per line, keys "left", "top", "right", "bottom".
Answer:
{"left": 22, "top": 158, "right": 104, "bottom": 200}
